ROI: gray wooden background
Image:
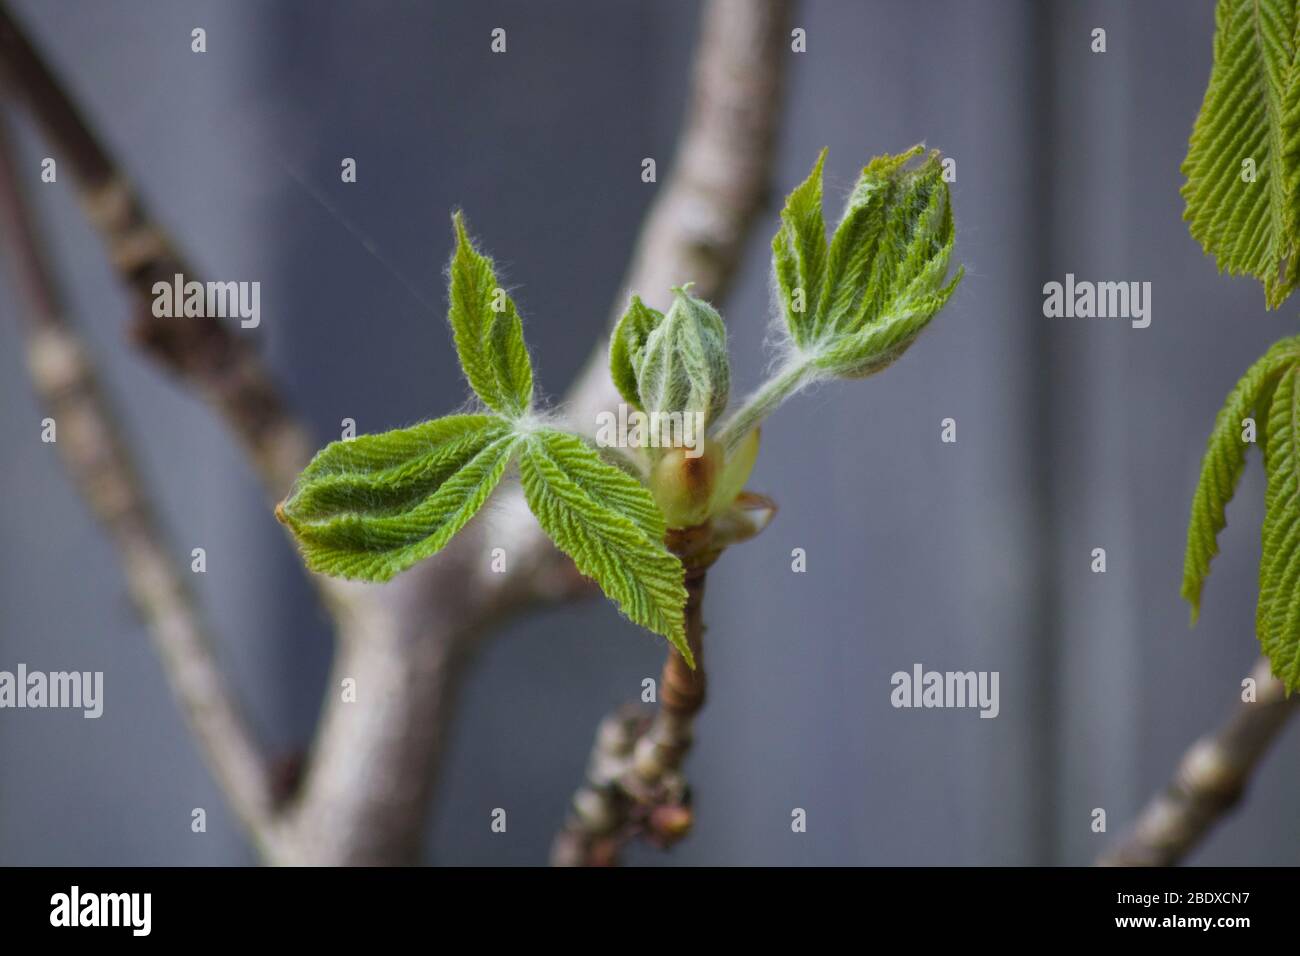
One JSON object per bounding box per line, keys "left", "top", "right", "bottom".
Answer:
{"left": 1, "top": 0, "right": 1297, "bottom": 865}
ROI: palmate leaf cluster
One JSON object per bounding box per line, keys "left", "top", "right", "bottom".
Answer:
{"left": 278, "top": 148, "right": 964, "bottom": 666}
{"left": 278, "top": 214, "right": 692, "bottom": 661}
{"left": 1182, "top": 1, "right": 1300, "bottom": 690}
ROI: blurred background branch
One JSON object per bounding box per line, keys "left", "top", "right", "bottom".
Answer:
{"left": 1099, "top": 656, "right": 1300, "bottom": 866}
{"left": 0, "top": 1, "right": 312, "bottom": 501}
{"left": 0, "top": 110, "right": 285, "bottom": 856}
{"left": 0, "top": 0, "right": 790, "bottom": 864}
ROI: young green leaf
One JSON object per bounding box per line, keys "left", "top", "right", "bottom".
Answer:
{"left": 1182, "top": 0, "right": 1300, "bottom": 309}
{"left": 609, "top": 295, "right": 663, "bottom": 410}
{"left": 1260, "top": 365, "right": 1300, "bottom": 690}
{"left": 772, "top": 147, "right": 828, "bottom": 349}
{"left": 720, "top": 146, "right": 963, "bottom": 453}
{"left": 278, "top": 213, "right": 701, "bottom": 661}
{"left": 1182, "top": 338, "right": 1299, "bottom": 618}
{"left": 820, "top": 147, "right": 918, "bottom": 339}
{"left": 277, "top": 415, "right": 518, "bottom": 581}
{"left": 518, "top": 429, "right": 691, "bottom": 664}
{"left": 448, "top": 212, "right": 534, "bottom": 416}
{"left": 811, "top": 271, "right": 964, "bottom": 379}
{"left": 768, "top": 146, "right": 962, "bottom": 379}
{"left": 810, "top": 147, "right": 962, "bottom": 377}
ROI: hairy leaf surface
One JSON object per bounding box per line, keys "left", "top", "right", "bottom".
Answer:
{"left": 771, "top": 147, "right": 962, "bottom": 378}
{"left": 279, "top": 416, "right": 517, "bottom": 581}
{"left": 448, "top": 212, "right": 534, "bottom": 415}
{"left": 1260, "top": 365, "right": 1300, "bottom": 688}
{"left": 1182, "top": 0, "right": 1300, "bottom": 308}
{"left": 772, "top": 148, "right": 828, "bottom": 348}
{"left": 519, "top": 430, "right": 690, "bottom": 663}
{"left": 609, "top": 295, "right": 664, "bottom": 410}
{"left": 1183, "top": 340, "right": 1298, "bottom": 616}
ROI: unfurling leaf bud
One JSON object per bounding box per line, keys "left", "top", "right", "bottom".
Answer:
{"left": 635, "top": 286, "right": 731, "bottom": 429}
{"left": 806, "top": 147, "right": 962, "bottom": 379}
{"left": 771, "top": 146, "right": 962, "bottom": 381}
{"left": 609, "top": 295, "right": 662, "bottom": 411}
{"left": 717, "top": 147, "right": 962, "bottom": 453}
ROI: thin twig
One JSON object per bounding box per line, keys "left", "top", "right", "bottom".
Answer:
{"left": 0, "top": 111, "right": 284, "bottom": 855}
{"left": 547, "top": 0, "right": 790, "bottom": 865}
{"left": 1098, "top": 656, "right": 1300, "bottom": 866}
{"left": 552, "top": 525, "right": 718, "bottom": 866}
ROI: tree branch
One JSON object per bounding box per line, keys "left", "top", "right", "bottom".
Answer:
{"left": 0, "top": 111, "right": 284, "bottom": 856}
{"left": 1098, "top": 656, "right": 1300, "bottom": 866}
{"left": 549, "top": 495, "right": 775, "bottom": 866}
{"left": 279, "top": 526, "right": 508, "bottom": 864}
{"left": 546, "top": 0, "right": 790, "bottom": 865}
{"left": 552, "top": 524, "right": 717, "bottom": 866}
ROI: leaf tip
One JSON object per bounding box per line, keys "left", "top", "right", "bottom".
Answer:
{"left": 1180, "top": 577, "right": 1203, "bottom": 624}
{"left": 451, "top": 209, "right": 472, "bottom": 247}
{"left": 899, "top": 142, "right": 927, "bottom": 163}
{"left": 675, "top": 636, "right": 697, "bottom": 670}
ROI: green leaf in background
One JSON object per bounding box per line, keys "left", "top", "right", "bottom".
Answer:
{"left": 1182, "top": 335, "right": 1300, "bottom": 691}
{"left": 1182, "top": 338, "right": 1299, "bottom": 618}
{"left": 518, "top": 429, "right": 691, "bottom": 664}
{"left": 1260, "top": 364, "right": 1300, "bottom": 690}
{"left": 277, "top": 414, "right": 517, "bottom": 581}
{"left": 1182, "top": 0, "right": 1300, "bottom": 309}
{"left": 635, "top": 285, "right": 731, "bottom": 427}
{"left": 448, "top": 212, "right": 534, "bottom": 416}
{"left": 772, "top": 147, "right": 828, "bottom": 349}
{"left": 609, "top": 294, "right": 664, "bottom": 410}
